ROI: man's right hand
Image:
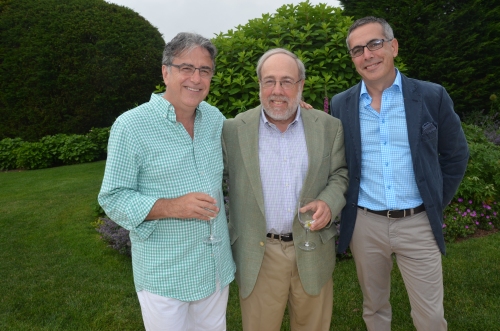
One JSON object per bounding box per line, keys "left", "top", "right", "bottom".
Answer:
{"left": 146, "top": 192, "right": 219, "bottom": 221}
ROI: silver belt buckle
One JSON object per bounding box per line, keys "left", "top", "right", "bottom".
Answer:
{"left": 387, "top": 210, "right": 392, "bottom": 218}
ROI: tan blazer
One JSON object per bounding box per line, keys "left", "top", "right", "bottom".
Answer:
{"left": 222, "top": 106, "right": 348, "bottom": 298}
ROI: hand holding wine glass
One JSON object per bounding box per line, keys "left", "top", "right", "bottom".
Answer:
{"left": 297, "top": 198, "right": 317, "bottom": 251}
{"left": 203, "top": 188, "right": 222, "bottom": 244}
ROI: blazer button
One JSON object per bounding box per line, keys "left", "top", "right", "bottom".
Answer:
{"left": 259, "top": 241, "right": 265, "bottom": 246}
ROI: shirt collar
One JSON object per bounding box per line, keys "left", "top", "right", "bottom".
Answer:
{"left": 151, "top": 93, "right": 202, "bottom": 123}
{"left": 260, "top": 105, "right": 302, "bottom": 129}
{"left": 360, "top": 68, "right": 402, "bottom": 98}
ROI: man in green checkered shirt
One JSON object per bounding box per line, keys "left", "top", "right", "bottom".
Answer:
{"left": 98, "top": 32, "right": 235, "bottom": 331}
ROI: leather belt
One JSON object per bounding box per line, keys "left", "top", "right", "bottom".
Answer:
{"left": 267, "top": 233, "right": 293, "bottom": 242}
{"left": 360, "top": 204, "right": 425, "bottom": 219}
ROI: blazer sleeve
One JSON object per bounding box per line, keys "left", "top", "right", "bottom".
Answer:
{"left": 437, "top": 87, "right": 469, "bottom": 206}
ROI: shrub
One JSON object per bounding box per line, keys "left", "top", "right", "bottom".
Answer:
{"left": 58, "top": 135, "right": 100, "bottom": 165}
{"left": 0, "top": 0, "right": 164, "bottom": 141}
{"left": 95, "top": 217, "right": 131, "bottom": 256}
{"left": 444, "top": 198, "right": 498, "bottom": 242}
{"left": 340, "top": 0, "right": 500, "bottom": 118}
{"left": 0, "top": 138, "right": 25, "bottom": 170}
{"left": 208, "top": 1, "right": 406, "bottom": 118}
{"left": 86, "top": 127, "right": 110, "bottom": 159}
{"left": 458, "top": 123, "right": 500, "bottom": 204}
{"left": 15, "top": 142, "right": 53, "bottom": 170}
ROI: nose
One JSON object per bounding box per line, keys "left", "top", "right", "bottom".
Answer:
{"left": 271, "top": 82, "right": 285, "bottom": 94}
{"left": 362, "top": 46, "right": 374, "bottom": 59}
{"left": 190, "top": 69, "right": 202, "bottom": 83}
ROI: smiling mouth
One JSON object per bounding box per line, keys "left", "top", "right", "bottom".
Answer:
{"left": 186, "top": 87, "right": 201, "bottom": 92}
{"left": 365, "top": 61, "right": 381, "bottom": 70}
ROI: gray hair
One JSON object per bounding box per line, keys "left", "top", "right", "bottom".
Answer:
{"left": 256, "top": 48, "right": 306, "bottom": 81}
{"left": 346, "top": 16, "right": 394, "bottom": 49}
{"left": 162, "top": 32, "right": 217, "bottom": 69}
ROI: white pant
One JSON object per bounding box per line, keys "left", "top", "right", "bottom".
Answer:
{"left": 137, "top": 284, "right": 229, "bottom": 331}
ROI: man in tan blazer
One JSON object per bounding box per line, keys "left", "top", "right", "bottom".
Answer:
{"left": 222, "top": 48, "right": 349, "bottom": 331}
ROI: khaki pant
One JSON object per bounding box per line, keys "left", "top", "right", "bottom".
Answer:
{"left": 350, "top": 208, "right": 447, "bottom": 331}
{"left": 240, "top": 237, "right": 333, "bottom": 331}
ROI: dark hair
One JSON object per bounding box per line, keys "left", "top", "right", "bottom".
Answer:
{"left": 162, "top": 32, "right": 217, "bottom": 69}
{"left": 346, "top": 16, "right": 394, "bottom": 49}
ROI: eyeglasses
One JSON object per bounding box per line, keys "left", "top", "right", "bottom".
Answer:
{"left": 260, "top": 79, "right": 302, "bottom": 90}
{"left": 349, "top": 39, "right": 393, "bottom": 58}
{"left": 169, "top": 64, "right": 214, "bottom": 78}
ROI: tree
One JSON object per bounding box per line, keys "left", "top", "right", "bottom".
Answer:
{"left": 340, "top": 0, "right": 500, "bottom": 117}
{"left": 208, "top": 1, "right": 407, "bottom": 117}
{"left": 0, "top": 0, "right": 165, "bottom": 140}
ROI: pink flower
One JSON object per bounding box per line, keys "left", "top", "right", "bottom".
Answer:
{"left": 458, "top": 198, "right": 463, "bottom": 202}
{"left": 475, "top": 221, "right": 479, "bottom": 225}
{"left": 469, "top": 200, "right": 473, "bottom": 204}
{"left": 442, "top": 224, "right": 447, "bottom": 228}
{"left": 465, "top": 226, "right": 469, "bottom": 229}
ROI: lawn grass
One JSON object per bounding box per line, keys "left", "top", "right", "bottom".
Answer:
{"left": 1, "top": 161, "right": 499, "bottom": 330}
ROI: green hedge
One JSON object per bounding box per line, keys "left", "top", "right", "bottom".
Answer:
{"left": 0, "top": 127, "right": 110, "bottom": 170}
{"left": 206, "top": 1, "right": 406, "bottom": 118}
{"left": 0, "top": 0, "right": 164, "bottom": 141}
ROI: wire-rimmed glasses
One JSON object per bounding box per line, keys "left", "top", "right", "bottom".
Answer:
{"left": 260, "top": 79, "right": 302, "bottom": 90}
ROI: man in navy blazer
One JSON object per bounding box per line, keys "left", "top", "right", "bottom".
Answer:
{"left": 330, "top": 16, "right": 469, "bottom": 331}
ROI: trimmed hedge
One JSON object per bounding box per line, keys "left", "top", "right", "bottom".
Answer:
{"left": 0, "top": 0, "right": 165, "bottom": 141}
{"left": 0, "top": 127, "right": 109, "bottom": 170}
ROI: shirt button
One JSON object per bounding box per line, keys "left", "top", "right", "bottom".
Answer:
{"left": 259, "top": 241, "right": 264, "bottom": 246}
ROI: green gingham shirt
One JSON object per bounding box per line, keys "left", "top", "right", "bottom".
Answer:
{"left": 98, "top": 93, "right": 235, "bottom": 301}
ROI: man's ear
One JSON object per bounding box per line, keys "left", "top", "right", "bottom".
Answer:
{"left": 391, "top": 38, "right": 399, "bottom": 58}
{"left": 161, "top": 65, "right": 170, "bottom": 86}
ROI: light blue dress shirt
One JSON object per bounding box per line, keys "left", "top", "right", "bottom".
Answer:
{"left": 258, "top": 107, "right": 308, "bottom": 234}
{"left": 358, "top": 70, "right": 423, "bottom": 210}
{"left": 98, "top": 93, "right": 235, "bottom": 301}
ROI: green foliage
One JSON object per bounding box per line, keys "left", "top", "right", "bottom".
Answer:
{"left": 0, "top": 127, "right": 109, "bottom": 170}
{"left": 15, "top": 142, "right": 53, "bottom": 170}
{"left": 340, "top": 0, "right": 500, "bottom": 117}
{"left": 57, "top": 134, "right": 100, "bottom": 165}
{"left": 0, "top": 138, "right": 24, "bottom": 170}
{"left": 458, "top": 123, "right": 500, "bottom": 203}
{"left": 0, "top": 0, "right": 165, "bottom": 141}
{"left": 86, "top": 127, "right": 111, "bottom": 153}
{"left": 208, "top": 1, "right": 386, "bottom": 117}
{"left": 444, "top": 198, "right": 498, "bottom": 242}
{"left": 441, "top": 122, "right": 500, "bottom": 241}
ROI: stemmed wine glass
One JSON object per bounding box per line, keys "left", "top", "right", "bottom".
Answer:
{"left": 203, "top": 188, "right": 222, "bottom": 244}
{"left": 297, "top": 198, "right": 317, "bottom": 251}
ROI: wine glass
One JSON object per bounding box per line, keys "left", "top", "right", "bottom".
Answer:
{"left": 297, "top": 198, "right": 317, "bottom": 251}
{"left": 203, "top": 188, "right": 222, "bottom": 244}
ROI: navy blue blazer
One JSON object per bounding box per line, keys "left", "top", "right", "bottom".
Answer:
{"left": 331, "top": 74, "right": 469, "bottom": 254}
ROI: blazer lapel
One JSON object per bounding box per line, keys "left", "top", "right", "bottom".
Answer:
{"left": 237, "top": 107, "right": 266, "bottom": 217}
{"left": 401, "top": 74, "right": 422, "bottom": 162}
{"left": 301, "top": 109, "right": 323, "bottom": 198}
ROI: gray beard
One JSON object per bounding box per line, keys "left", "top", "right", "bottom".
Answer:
{"left": 261, "top": 92, "right": 302, "bottom": 121}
